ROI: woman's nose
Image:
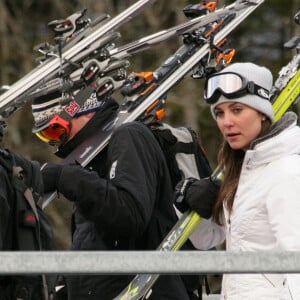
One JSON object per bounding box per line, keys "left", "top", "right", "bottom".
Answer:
{"left": 221, "top": 113, "right": 234, "bottom": 127}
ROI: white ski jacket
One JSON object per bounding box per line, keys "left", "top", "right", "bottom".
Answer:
{"left": 197, "top": 112, "right": 300, "bottom": 299}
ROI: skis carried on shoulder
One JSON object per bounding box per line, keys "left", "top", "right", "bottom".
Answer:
{"left": 0, "top": 0, "right": 156, "bottom": 118}
{"left": 24, "top": 0, "right": 242, "bottom": 114}
{"left": 41, "top": 0, "right": 265, "bottom": 208}
{"left": 27, "top": 0, "right": 261, "bottom": 109}
{"left": 20, "top": 0, "right": 242, "bottom": 109}
{"left": 113, "top": 9, "right": 300, "bottom": 300}
{"left": 65, "top": 0, "right": 266, "bottom": 166}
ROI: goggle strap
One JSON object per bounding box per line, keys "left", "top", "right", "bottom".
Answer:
{"left": 247, "top": 82, "right": 269, "bottom": 100}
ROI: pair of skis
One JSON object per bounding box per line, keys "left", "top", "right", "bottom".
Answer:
{"left": 28, "top": 0, "right": 237, "bottom": 103}
{"left": 0, "top": 0, "right": 157, "bottom": 118}
{"left": 0, "top": 0, "right": 251, "bottom": 118}
{"left": 39, "top": 0, "right": 265, "bottom": 207}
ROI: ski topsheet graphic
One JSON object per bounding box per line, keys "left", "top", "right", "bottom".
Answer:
{"left": 113, "top": 8, "right": 300, "bottom": 300}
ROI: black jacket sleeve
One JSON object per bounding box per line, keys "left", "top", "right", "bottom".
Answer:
{"left": 0, "top": 167, "right": 12, "bottom": 250}
{"left": 57, "top": 122, "right": 167, "bottom": 238}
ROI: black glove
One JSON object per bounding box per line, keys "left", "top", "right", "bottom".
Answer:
{"left": 41, "top": 163, "right": 63, "bottom": 193}
{"left": 174, "top": 177, "right": 221, "bottom": 219}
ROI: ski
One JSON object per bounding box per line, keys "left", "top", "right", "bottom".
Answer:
{"left": 0, "top": 0, "right": 156, "bottom": 118}
{"left": 41, "top": 0, "right": 265, "bottom": 209}
{"left": 113, "top": 9, "right": 300, "bottom": 300}
{"left": 27, "top": 0, "right": 262, "bottom": 105}
{"left": 109, "top": 0, "right": 257, "bottom": 60}
{"left": 23, "top": 1, "right": 240, "bottom": 104}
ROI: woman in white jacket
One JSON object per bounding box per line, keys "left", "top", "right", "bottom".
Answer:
{"left": 175, "top": 62, "right": 300, "bottom": 299}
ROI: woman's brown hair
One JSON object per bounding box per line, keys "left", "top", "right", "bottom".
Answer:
{"left": 212, "top": 119, "right": 272, "bottom": 225}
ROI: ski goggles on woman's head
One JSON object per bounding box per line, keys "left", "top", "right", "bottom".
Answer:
{"left": 204, "top": 72, "right": 270, "bottom": 104}
{"left": 35, "top": 115, "right": 71, "bottom": 145}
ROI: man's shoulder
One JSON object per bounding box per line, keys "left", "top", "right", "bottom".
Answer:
{"left": 0, "top": 153, "right": 15, "bottom": 196}
{"left": 113, "top": 121, "right": 152, "bottom": 138}
{"left": 116, "top": 120, "right": 147, "bottom": 130}
{"left": 110, "top": 121, "right": 164, "bottom": 155}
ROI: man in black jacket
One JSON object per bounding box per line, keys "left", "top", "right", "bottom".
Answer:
{"left": 31, "top": 93, "right": 192, "bottom": 299}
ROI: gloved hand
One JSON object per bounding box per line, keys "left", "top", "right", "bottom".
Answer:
{"left": 173, "top": 177, "right": 221, "bottom": 219}
{"left": 41, "top": 163, "right": 63, "bottom": 193}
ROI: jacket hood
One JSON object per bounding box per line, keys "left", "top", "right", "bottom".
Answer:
{"left": 245, "top": 112, "right": 300, "bottom": 167}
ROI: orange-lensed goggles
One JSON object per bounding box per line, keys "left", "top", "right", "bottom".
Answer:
{"left": 35, "top": 115, "right": 71, "bottom": 145}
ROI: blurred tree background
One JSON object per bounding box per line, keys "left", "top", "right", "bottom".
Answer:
{"left": 0, "top": 0, "right": 299, "bottom": 253}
